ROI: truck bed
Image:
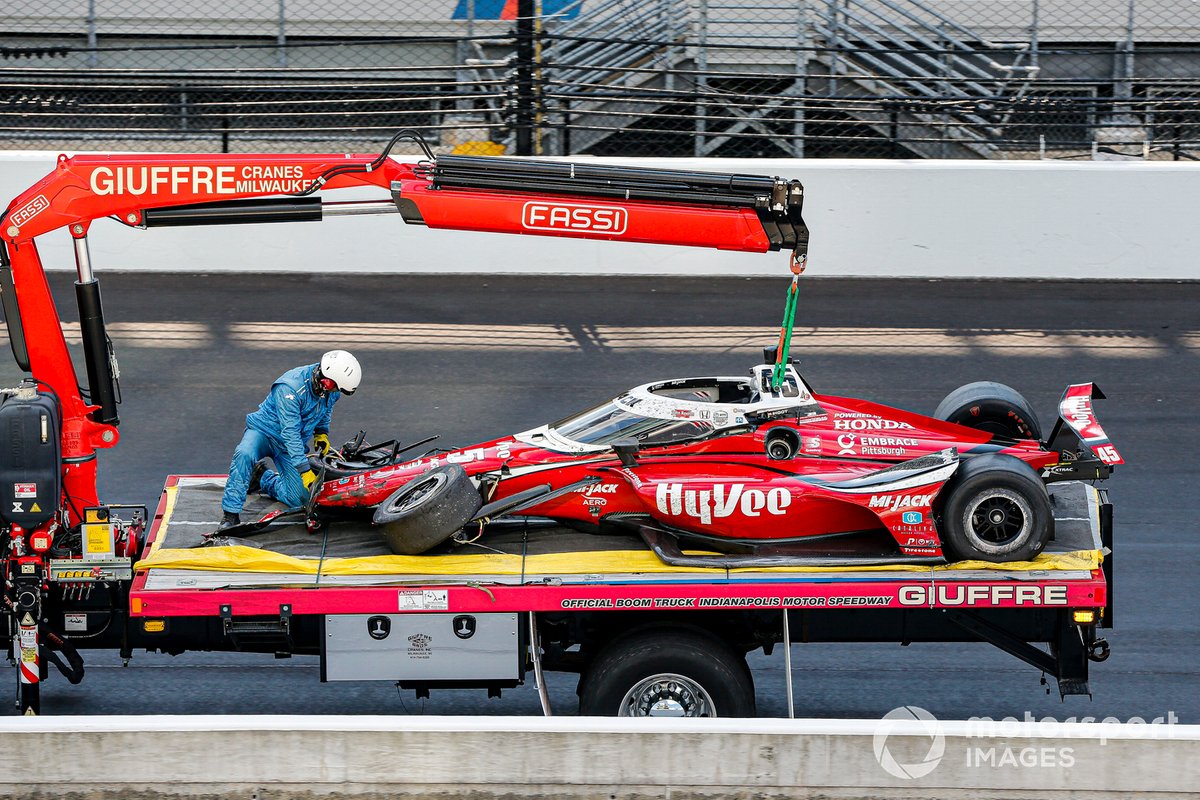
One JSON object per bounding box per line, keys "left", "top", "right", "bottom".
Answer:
{"left": 127, "top": 477, "right": 1109, "bottom": 618}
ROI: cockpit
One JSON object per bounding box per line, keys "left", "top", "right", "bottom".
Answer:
{"left": 519, "top": 363, "right": 824, "bottom": 453}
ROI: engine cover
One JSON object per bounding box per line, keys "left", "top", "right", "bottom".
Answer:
{"left": 0, "top": 390, "right": 61, "bottom": 527}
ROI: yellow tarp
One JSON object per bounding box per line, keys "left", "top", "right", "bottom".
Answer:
{"left": 137, "top": 483, "right": 1101, "bottom": 576}
{"left": 135, "top": 544, "right": 1100, "bottom": 577}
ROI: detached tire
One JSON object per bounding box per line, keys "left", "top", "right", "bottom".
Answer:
{"left": 579, "top": 628, "right": 755, "bottom": 718}
{"left": 939, "top": 454, "right": 1053, "bottom": 563}
{"left": 372, "top": 464, "right": 482, "bottom": 555}
{"left": 934, "top": 381, "right": 1042, "bottom": 440}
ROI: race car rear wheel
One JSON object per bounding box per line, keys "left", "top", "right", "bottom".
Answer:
{"left": 939, "top": 454, "right": 1053, "bottom": 563}
{"left": 933, "top": 381, "right": 1042, "bottom": 440}
{"left": 372, "top": 464, "right": 482, "bottom": 555}
{"left": 578, "top": 628, "right": 755, "bottom": 717}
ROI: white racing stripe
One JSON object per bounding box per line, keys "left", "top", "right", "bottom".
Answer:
{"left": 1179, "top": 332, "right": 1200, "bottom": 353}
{"left": 596, "top": 326, "right": 1171, "bottom": 357}
{"left": 229, "top": 322, "right": 579, "bottom": 349}
{"left": 12, "top": 322, "right": 215, "bottom": 348}
{"left": 1, "top": 322, "right": 1182, "bottom": 355}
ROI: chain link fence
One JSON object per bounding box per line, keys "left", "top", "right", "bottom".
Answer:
{"left": 1, "top": 0, "right": 1197, "bottom": 158}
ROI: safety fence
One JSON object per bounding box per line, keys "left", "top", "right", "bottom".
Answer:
{"left": 1, "top": 0, "right": 1198, "bottom": 159}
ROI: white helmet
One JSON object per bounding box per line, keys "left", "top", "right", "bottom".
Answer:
{"left": 319, "top": 350, "right": 361, "bottom": 395}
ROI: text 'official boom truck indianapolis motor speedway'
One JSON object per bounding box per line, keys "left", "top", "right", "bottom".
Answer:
{"left": 1, "top": 133, "right": 1114, "bottom": 716}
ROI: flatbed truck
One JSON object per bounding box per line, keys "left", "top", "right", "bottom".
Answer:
{"left": 1, "top": 139, "right": 1111, "bottom": 715}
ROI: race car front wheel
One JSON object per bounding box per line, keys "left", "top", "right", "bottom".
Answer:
{"left": 578, "top": 628, "right": 756, "bottom": 718}
{"left": 939, "top": 453, "right": 1053, "bottom": 563}
{"left": 934, "top": 381, "right": 1042, "bottom": 440}
{"left": 372, "top": 464, "right": 482, "bottom": 555}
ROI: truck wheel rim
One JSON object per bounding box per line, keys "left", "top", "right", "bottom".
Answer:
{"left": 619, "top": 673, "right": 717, "bottom": 717}
{"left": 387, "top": 473, "right": 446, "bottom": 514}
{"left": 964, "top": 488, "right": 1031, "bottom": 552}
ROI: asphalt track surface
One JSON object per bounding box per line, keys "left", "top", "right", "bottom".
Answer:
{"left": 1, "top": 273, "right": 1196, "bottom": 722}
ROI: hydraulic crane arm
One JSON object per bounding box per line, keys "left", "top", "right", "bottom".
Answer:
{"left": 3, "top": 151, "right": 808, "bottom": 251}
{"left": 0, "top": 136, "right": 808, "bottom": 519}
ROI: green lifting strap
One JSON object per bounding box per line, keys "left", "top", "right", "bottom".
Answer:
{"left": 771, "top": 254, "right": 806, "bottom": 390}
{"left": 771, "top": 279, "right": 799, "bottom": 390}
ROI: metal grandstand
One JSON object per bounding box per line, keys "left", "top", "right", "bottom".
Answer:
{"left": 1, "top": 0, "right": 1196, "bottom": 158}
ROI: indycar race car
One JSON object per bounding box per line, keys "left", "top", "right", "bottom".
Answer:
{"left": 294, "top": 353, "right": 1121, "bottom": 567}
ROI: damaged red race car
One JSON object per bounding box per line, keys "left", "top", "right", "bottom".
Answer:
{"left": 285, "top": 351, "right": 1121, "bottom": 567}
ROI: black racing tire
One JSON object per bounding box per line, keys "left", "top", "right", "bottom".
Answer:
{"left": 578, "top": 628, "right": 756, "bottom": 718}
{"left": 933, "top": 381, "right": 1042, "bottom": 441}
{"left": 939, "top": 453, "right": 1053, "bottom": 563}
{"left": 371, "top": 465, "right": 482, "bottom": 555}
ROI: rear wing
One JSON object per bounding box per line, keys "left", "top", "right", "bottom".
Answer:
{"left": 1046, "top": 383, "right": 1123, "bottom": 467}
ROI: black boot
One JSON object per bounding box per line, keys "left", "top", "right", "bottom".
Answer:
{"left": 247, "top": 459, "right": 269, "bottom": 495}
{"left": 218, "top": 511, "right": 240, "bottom": 531}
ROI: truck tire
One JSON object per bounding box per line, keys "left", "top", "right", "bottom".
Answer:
{"left": 939, "top": 454, "right": 1053, "bottom": 563}
{"left": 372, "top": 465, "right": 482, "bottom": 555}
{"left": 933, "top": 381, "right": 1042, "bottom": 440}
{"left": 578, "top": 628, "right": 755, "bottom": 717}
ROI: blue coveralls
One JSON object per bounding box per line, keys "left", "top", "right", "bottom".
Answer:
{"left": 221, "top": 364, "right": 339, "bottom": 513}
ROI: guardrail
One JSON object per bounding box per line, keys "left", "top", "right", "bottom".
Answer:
{"left": 1, "top": 152, "right": 1198, "bottom": 280}
{"left": 1, "top": 716, "right": 1196, "bottom": 798}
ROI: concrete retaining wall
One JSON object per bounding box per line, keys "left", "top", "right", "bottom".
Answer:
{"left": 2, "top": 152, "right": 1199, "bottom": 279}
{"left": 1, "top": 716, "right": 1197, "bottom": 799}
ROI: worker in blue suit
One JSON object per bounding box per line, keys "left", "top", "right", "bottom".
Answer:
{"left": 219, "top": 350, "right": 362, "bottom": 530}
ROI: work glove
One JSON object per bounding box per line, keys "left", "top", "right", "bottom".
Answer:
{"left": 313, "top": 433, "right": 332, "bottom": 456}
{"left": 300, "top": 469, "right": 319, "bottom": 491}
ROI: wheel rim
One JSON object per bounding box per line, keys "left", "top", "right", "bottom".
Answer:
{"left": 963, "top": 488, "right": 1033, "bottom": 553}
{"left": 618, "top": 673, "right": 718, "bottom": 717}
{"left": 386, "top": 473, "right": 446, "bottom": 515}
